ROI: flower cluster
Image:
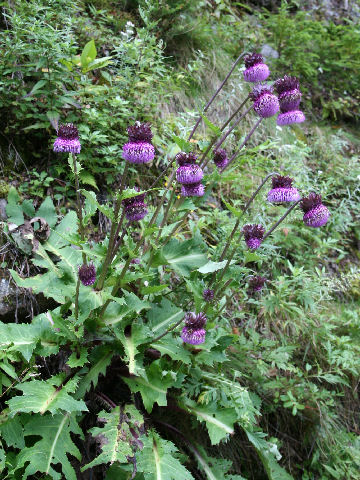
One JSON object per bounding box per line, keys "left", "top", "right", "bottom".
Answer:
{"left": 274, "top": 75, "right": 305, "bottom": 126}
{"left": 267, "top": 175, "right": 301, "bottom": 203}
{"left": 175, "top": 152, "right": 205, "bottom": 197}
{"left": 122, "top": 191, "right": 148, "bottom": 222}
{"left": 122, "top": 122, "right": 155, "bottom": 164}
{"left": 181, "top": 312, "right": 207, "bottom": 345}
{"left": 53, "top": 124, "right": 81, "bottom": 154}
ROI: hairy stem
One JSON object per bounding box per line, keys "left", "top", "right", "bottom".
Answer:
{"left": 148, "top": 315, "right": 185, "bottom": 344}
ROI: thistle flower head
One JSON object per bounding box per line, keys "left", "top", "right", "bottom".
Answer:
{"left": 175, "top": 151, "right": 198, "bottom": 166}
{"left": 213, "top": 149, "right": 229, "bottom": 169}
{"left": 301, "top": 193, "right": 330, "bottom": 227}
{"left": 78, "top": 263, "right": 96, "bottom": 286}
{"left": 203, "top": 288, "right": 214, "bottom": 302}
{"left": 181, "top": 182, "right": 205, "bottom": 197}
{"left": 122, "top": 191, "right": 148, "bottom": 222}
{"left": 277, "top": 110, "right": 305, "bottom": 125}
{"left": 274, "top": 75, "right": 300, "bottom": 96}
{"left": 267, "top": 175, "right": 301, "bottom": 203}
{"left": 122, "top": 142, "right": 155, "bottom": 164}
{"left": 127, "top": 121, "right": 153, "bottom": 143}
{"left": 251, "top": 84, "right": 279, "bottom": 118}
{"left": 243, "top": 224, "right": 265, "bottom": 250}
{"left": 248, "top": 275, "right": 266, "bottom": 293}
{"left": 243, "top": 53, "right": 270, "bottom": 82}
{"left": 53, "top": 123, "right": 81, "bottom": 154}
{"left": 181, "top": 311, "right": 207, "bottom": 345}
{"left": 176, "top": 164, "right": 204, "bottom": 184}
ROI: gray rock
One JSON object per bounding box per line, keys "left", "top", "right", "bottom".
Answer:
{"left": 261, "top": 44, "right": 279, "bottom": 60}
{"left": 0, "top": 199, "right": 7, "bottom": 221}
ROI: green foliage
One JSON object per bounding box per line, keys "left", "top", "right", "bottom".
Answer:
{"left": 260, "top": 2, "right": 360, "bottom": 120}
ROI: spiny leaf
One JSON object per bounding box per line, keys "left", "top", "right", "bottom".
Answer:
{"left": 147, "top": 298, "right": 184, "bottom": 335}
{"left": 182, "top": 399, "right": 237, "bottom": 445}
{"left": 116, "top": 323, "right": 151, "bottom": 375}
{"left": 8, "top": 375, "right": 88, "bottom": 416}
{"left": 14, "top": 413, "right": 82, "bottom": 480}
{"left": 75, "top": 345, "right": 113, "bottom": 399}
{"left": 136, "top": 430, "right": 194, "bottom": 480}
{"left": 122, "top": 360, "right": 177, "bottom": 413}
{"left": 82, "top": 405, "right": 143, "bottom": 470}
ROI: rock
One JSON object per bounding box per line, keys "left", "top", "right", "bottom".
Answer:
{"left": 0, "top": 199, "right": 7, "bottom": 221}
{"left": 261, "top": 44, "right": 279, "bottom": 60}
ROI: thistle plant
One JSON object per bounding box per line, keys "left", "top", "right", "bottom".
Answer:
{"left": 2, "top": 50, "right": 333, "bottom": 480}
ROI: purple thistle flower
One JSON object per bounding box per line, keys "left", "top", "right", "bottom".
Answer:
{"left": 301, "top": 193, "right": 330, "bottom": 228}
{"left": 53, "top": 124, "right": 81, "bottom": 154}
{"left": 213, "top": 149, "right": 229, "bottom": 169}
{"left": 250, "top": 85, "right": 279, "bottom": 118}
{"left": 122, "top": 191, "right": 148, "bottom": 222}
{"left": 243, "top": 53, "right": 270, "bottom": 82}
{"left": 176, "top": 164, "right": 204, "bottom": 184}
{"left": 203, "top": 288, "right": 214, "bottom": 302}
{"left": 274, "top": 75, "right": 305, "bottom": 126}
{"left": 267, "top": 175, "right": 301, "bottom": 203}
{"left": 122, "top": 122, "right": 155, "bottom": 164}
{"left": 243, "top": 224, "right": 265, "bottom": 250}
{"left": 130, "top": 258, "right": 141, "bottom": 265}
{"left": 78, "top": 263, "right": 96, "bottom": 286}
{"left": 181, "top": 312, "right": 207, "bottom": 345}
{"left": 181, "top": 182, "right": 205, "bottom": 197}
{"left": 248, "top": 275, "right": 266, "bottom": 293}
{"left": 122, "top": 142, "right": 155, "bottom": 164}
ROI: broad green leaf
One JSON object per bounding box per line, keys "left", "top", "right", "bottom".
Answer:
{"left": 6, "top": 187, "right": 24, "bottom": 226}
{"left": 80, "top": 39, "right": 97, "bottom": 67}
{"left": 152, "top": 336, "right": 192, "bottom": 364}
{"left": 183, "top": 399, "right": 237, "bottom": 445}
{"left": 162, "top": 238, "right": 207, "bottom": 277}
{"left": 0, "top": 415, "right": 25, "bottom": 449}
{"left": 136, "top": 430, "right": 194, "bottom": 480}
{"left": 14, "top": 413, "right": 82, "bottom": 480}
{"left": 147, "top": 298, "right": 184, "bottom": 334}
{"left": 82, "top": 405, "right": 143, "bottom": 470}
{"left": 0, "top": 317, "right": 58, "bottom": 362}
{"left": 8, "top": 375, "right": 88, "bottom": 415}
{"left": 82, "top": 56, "right": 112, "bottom": 73}
{"left": 197, "top": 259, "right": 235, "bottom": 274}
{"left": 36, "top": 196, "right": 57, "bottom": 228}
{"left": 123, "top": 360, "right": 176, "bottom": 413}
{"left": 46, "top": 210, "right": 78, "bottom": 249}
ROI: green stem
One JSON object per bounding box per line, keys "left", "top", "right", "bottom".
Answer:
{"left": 74, "top": 276, "right": 81, "bottom": 321}
{"left": 148, "top": 315, "right": 185, "bottom": 344}
{"left": 263, "top": 199, "right": 301, "bottom": 240}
